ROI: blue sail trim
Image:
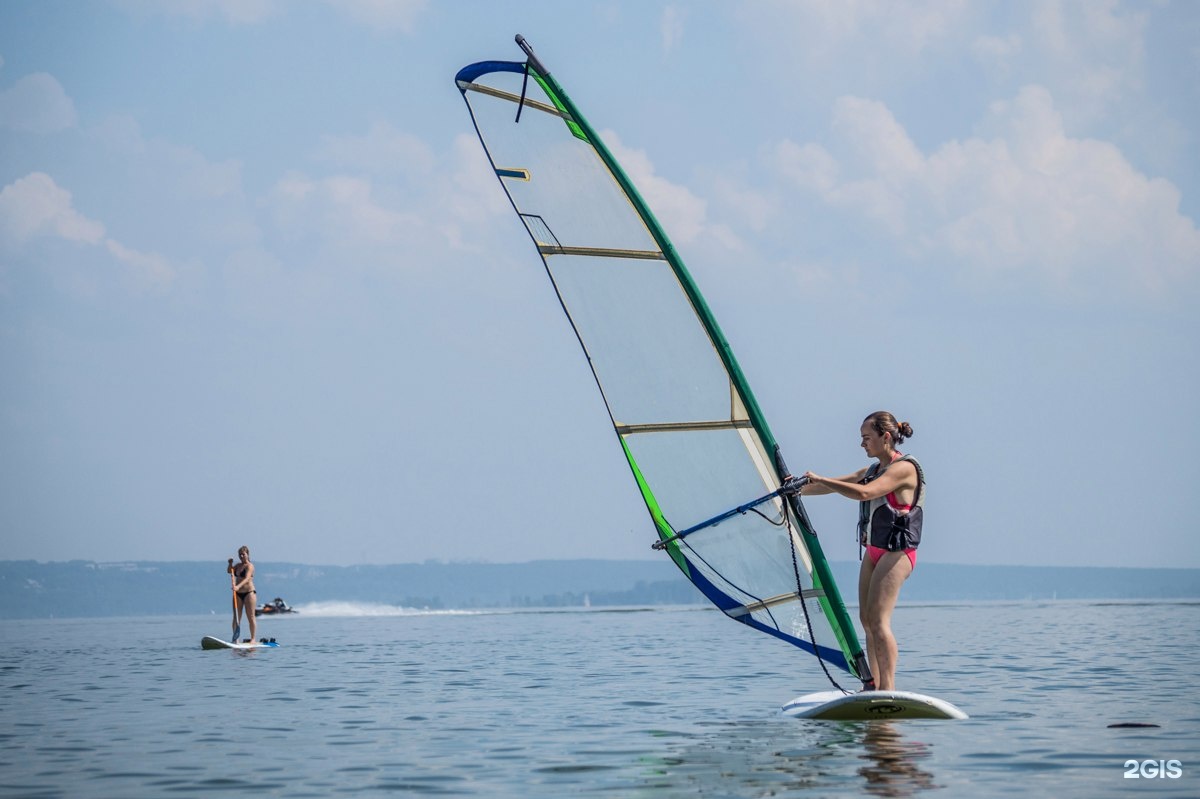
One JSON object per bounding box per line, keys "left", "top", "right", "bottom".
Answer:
{"left": 679, "top": 549, "right": 852, "bottom": 673}
{"left": 455, "top": 60, "right": 526, "bottom": 86}
{"left": 742, "top": 618, "right": 850, "bottom": 671}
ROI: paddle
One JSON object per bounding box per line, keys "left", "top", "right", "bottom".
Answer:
{"left": 227, "top": 558, "right": 240, "bottom": 641}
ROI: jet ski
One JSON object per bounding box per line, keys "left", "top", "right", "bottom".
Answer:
{"left": 255, "top": 597, "right": 297, "bottom": 616}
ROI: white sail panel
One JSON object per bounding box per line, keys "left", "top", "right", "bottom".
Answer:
{"left": 547, "top": 253, "right": 734, "bottom": 426}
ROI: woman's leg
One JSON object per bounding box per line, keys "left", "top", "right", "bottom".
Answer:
{"left": 862, "top": 551, "right": 912, "bottom": 690}
{"left": 245, "top": 592, "right": 257, "bottom": 642}
{"left": 858, "top": 556, "right": 876, "bottom": 682}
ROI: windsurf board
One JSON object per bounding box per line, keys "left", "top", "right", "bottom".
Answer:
{"left": 782, "top": 689, "right": 967, "bottom": 720}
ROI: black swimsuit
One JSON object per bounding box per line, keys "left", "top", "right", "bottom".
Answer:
{"left": 234, "top": 563, "right": 254, "bottom": 599}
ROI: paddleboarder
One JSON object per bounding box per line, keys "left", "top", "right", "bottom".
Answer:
{"left": 231, "top": 546, "right": 258, "bottom": 644}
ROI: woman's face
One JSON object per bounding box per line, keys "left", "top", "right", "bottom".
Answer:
{"left": 860, "top": 423, "right": 890, "bottom": 459}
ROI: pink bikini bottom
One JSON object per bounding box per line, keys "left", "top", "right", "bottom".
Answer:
{"left": 865, "top": 545, "right": 917, "bottom": 570}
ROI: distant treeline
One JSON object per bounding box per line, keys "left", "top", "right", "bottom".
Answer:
{"left": 0, "top": 560, "right": 1197, "bottom": 619}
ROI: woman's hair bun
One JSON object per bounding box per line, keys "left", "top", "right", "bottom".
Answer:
{"left": 863, "top": 411, "right": 913, "bottom": 444}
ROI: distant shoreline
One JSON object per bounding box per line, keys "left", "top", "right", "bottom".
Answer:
{"left": 2, "top": 559, "right": 1198, "bottom": 620}
{"left": 4, "top": 597, "right": 1200, "bottom": 625}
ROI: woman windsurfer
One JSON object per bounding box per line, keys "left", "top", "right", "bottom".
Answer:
{"left": 796, "top": 411, "right": 924, "bottom": 692}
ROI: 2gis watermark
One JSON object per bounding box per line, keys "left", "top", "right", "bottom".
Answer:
{"left": 1123, "top": 759, "right": 1183, "bottom": 779}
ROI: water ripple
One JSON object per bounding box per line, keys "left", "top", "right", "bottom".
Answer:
{"left": 1, "top": 603, "right": 1198, "bottom": 797}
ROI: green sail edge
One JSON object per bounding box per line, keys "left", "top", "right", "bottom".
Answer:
{"left": 619, "top": 437, "right": 689, "bottom": 575}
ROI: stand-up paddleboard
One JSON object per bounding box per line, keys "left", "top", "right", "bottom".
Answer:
{"left": 782, "top": 689, "right": 967, "bottom": 720}
{"left": 201, "top": 636, "right": 279, "bottom": 650}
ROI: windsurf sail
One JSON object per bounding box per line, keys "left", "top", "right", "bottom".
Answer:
{"left": 455, "top": 35, "right": 870, "bottom": 686}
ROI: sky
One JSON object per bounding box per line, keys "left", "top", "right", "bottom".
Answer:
{"left": 1, "top": 1, "right": 1198, "bottom": 570}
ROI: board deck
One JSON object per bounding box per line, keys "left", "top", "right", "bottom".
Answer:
{"left": 201, "top": 636, "right": 279, "bottom": 650}
{"left": 781, "top": 690, "right": 968, "bottom": 720}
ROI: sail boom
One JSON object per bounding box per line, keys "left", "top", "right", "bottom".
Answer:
{"left": 653, "top": 488, "right": 784, "bottom": 551}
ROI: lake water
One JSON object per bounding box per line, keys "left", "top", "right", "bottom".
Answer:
{"left": 1, "top": 600, "right": 1198, "bottom": 797}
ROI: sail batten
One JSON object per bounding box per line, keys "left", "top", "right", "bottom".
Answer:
{"left": 730, "top": 590, "right": 828, "bottom": 618}
{"left": 455, "top": 38, "right": 869, "bottom": 685}
{"left": 538, "top": 245, "right": 664, "bottom": 260}
{"left": 460, "top": 81, "right": 569, "bottom": 118}
{"left": 615, "top": 420, "right": 753, "bottom": 435}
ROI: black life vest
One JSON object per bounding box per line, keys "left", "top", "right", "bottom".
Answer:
{"left": 857, "top": 454, "right": 925, "bottom": 551}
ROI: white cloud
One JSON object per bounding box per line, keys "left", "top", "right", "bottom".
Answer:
{"left": 773, "top": 86, "right": 1200, "bottom": 299}
{"left": 315, "top": 122, "right": 436, "bottom": 176}
{"left": 833, "top": 96, "right": 923, "bottom": 179}
{"left": 81, "top": 115, "right": 256, "bottom": 255}
{"left": 322, "top": 175, "right": 421, "bottom": 244}
{"left": 0, "top": 173, "right": 104, "bottom": 244}
{"left": 267, "top": 131, "right": 510, "bottom": 269}
{"left": 116, "top": 0, "right": 427, "bottom": 30}
{"left": 972, "top": 33, "right": 1023, "bottom": 77}
{"left": 324, "top": 0, "right": 428, "bottom": 33}
{"left": 789, "top": 257, "right": 862, "bottom": 296}
{"left": 774, "top": 101, "right": 917, "bottom": 237}
{"left": 775, "top": 141, "right": 839, "bottom": 194}
{"left": 1026, "top": 0, "right": 1148, "bottom": 125}
{"left": 0, "top": 172, "right": 174, "bottom": 287}
{"left": 0, "top": 73, "right": 77, "bottom": 133}
{"left": 662, "top": 6, "right": 686, "bottom": 55}
{"left": 268, "top": 172, "right": 422, "bottom": 249}
{"left": 604, "top": 130, "right": 707, "bottom": 246}
{"left": 446, "top": 133, "right": 510, "bottom": 226}
{"left": 740, "top": 0, "right": 968, "bottom": 61}
{"left": 410, "top": 133, "right": 519, "bottom": 257}
{"left": 739, "top": 0, "right": 1158, "bottom": 140}
{"left": 272, "top": 172, "right": 315, "bottom": 206}
{"left": 106, "top": 239, "right": 174, "bottom": 288}
{"left": 114, "top": 0, "right": 281, "bottom": 25}
{"left": 710, "top": 176, "right": 779, "bottom": 235}
{"left": 93, "top": 116, "right": 242, "bottom": 200}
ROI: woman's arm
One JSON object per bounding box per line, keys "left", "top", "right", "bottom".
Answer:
{"left": 799, "top": 467, "right": 869, "bottom": 496}
{"left": 804, "top": 461, "right": 916, "bottom": 502}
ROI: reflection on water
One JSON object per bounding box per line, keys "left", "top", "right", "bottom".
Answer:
{"left": 858, "top": 722, "right": 939, "bottom": 797}
{"left": 644, "top": 718, "right": 940, "bottom": 798}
